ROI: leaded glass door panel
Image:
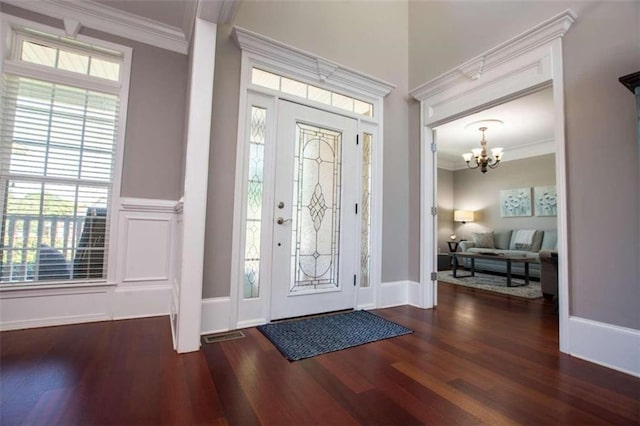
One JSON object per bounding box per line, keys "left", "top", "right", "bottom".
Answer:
{"left": 271, "top": 100, "right": 357, "bottom": 320}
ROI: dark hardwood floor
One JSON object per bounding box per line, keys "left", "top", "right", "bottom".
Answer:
{"left": 1, "top": 283, "right": 638, "bottom": 425}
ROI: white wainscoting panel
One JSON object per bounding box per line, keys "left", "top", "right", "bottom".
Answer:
{"left": 568, "top": 316, "right": 640, "bottom": 377}
{"left": 119, "top": 214, "right": 173, "bottom": 282}
{"left": 0, "top": 286, "right": 112, "bottom": 331}
{"left": 201, "top": 297, "right": 231, "bottom": 335}
{"left": 378, "top": 281, "right": 409, "bottom": 308}
{"left": 0, "top": 198, "right": 180, "bottom": 331}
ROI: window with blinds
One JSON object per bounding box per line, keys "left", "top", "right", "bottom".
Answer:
{"left": 0, "top": 29, "right": 124, "bottom": 284}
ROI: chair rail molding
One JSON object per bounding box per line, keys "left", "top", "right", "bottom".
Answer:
{"left": 410, "top": 9, "right": 576, "bottom": 357}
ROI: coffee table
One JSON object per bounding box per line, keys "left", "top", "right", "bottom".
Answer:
{"left": 451, "top": 252, "right": 537, "bottom": 287}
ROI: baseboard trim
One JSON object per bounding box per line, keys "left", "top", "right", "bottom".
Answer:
{"left": 112, "top": 284, "right": 172, "bottom": 320}
{"left": 407, "top": 281, "right": 421, "bottom": 307}
{"left": 379, "top": 280, "right": 409, "bottom": 308}
{"left": 568, "top": 316, "right": 640, "bottom": 377}
{"left": 0, "top": 313, "right": 110, "bottom": 331}
{"left": 200, "top": 297, "right": 231, "bottom": 335}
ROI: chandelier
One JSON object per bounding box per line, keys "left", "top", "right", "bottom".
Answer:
{"left": 462, "top": 123, "right": 504, "bottom": 173}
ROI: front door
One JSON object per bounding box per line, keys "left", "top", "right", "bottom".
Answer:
{"left": 271, "top": 100, "right": 358, "bottom": 320}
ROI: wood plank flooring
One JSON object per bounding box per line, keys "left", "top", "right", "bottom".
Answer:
{"left": 1, "top": 282, "right": 638, "bottom": 425}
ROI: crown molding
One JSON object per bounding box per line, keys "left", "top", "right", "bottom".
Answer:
{"left": 1, "top": 0, "right": 190, "bottom": 54}
{"left": 410, "top": 9, "right": 576, "bottom": 101}
{"left": 233, "top": 26, "right": 395, "bottom": 99}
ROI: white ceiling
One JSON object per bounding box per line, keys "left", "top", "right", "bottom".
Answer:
{"left": 435, "top": 86, "right": 555, "bottom": 170}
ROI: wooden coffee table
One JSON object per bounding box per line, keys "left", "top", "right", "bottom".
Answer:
{"left": 451, "top": 252, "right": 537, "bottom": 287}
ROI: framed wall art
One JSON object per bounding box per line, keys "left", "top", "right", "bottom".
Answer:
{"left": 534, "top": 185, "right": 557, "bottom": 216}
{"left": 500, "top": 187, "right": 532, "bottom": 217}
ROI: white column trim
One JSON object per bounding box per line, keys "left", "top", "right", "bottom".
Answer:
{"left": 175, "top": 18, "right": 216, "bottom": 353}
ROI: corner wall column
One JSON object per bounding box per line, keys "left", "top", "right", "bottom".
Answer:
{"left": 176, "top": 18, "right": 217, "bottom": 353}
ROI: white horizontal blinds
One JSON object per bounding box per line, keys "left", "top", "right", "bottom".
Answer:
{"left": 0, "top": 37, "right": 121, "bottom": 283}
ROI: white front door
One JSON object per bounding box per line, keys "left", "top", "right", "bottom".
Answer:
{"left": 271, "top": 100, "right": 358, "bottom": 320}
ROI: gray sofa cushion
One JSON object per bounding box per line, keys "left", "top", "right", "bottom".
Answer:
{"left": 493, "top": 230, "right": 513, "bottom": 249}
{"left": 509, "top": 230, "right": 544, "bottom": 252}
{"left": 472, "top": 232, "right": 495, "bottom": 248}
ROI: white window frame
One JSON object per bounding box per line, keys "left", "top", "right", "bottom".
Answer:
{"left": 229, "top": 27, "right": 394, "bottom": 329}
{"left": 0, "top": 14, "right": 132, "bottom": 290}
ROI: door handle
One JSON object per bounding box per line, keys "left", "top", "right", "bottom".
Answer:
{"left": 276, "top": 217, "right": 292, "bottom": 225}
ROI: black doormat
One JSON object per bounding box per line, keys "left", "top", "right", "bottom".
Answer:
{"left": 257, "top": 310, "right": 413, "bottom": 361}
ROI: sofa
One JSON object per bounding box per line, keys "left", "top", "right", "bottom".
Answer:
{"left": 457, "top": 229, "right": 557, "bottom": 279}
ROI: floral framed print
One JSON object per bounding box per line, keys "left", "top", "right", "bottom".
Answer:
{"left": 534, "top": 185, "right": 557, "bottom": 216}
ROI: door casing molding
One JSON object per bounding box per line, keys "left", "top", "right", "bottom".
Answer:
{"left": 410, "top": 9, "right": 576, "bottom": 352}
{"left": 230, "top": 27, "right": 394, "bottom": 329}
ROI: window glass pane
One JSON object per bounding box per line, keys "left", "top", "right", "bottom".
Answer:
{"left": 354, "top": 99, "right": 374, "bottom": 117}
{"left": 251, "top": 68, "right": 280, "bottom": 91}
{"left": 1, "top": 74, "right": 118, "bottom": 284}
{"left": 281, "top": 78, "right": 307, "bottom": 98}
{"left": 244, "top": 106, "right": 266, "bottom": 299}
{"left": 332, "top": 93, "right": 354, "bottom": 112}
{"left": 290, "top": 123, "right": 342, "bottom": 292}
{"left": 21, "top": 41, "right": 56, "bottom": 67}
{"left": 360, "top": 133, "right": 372, "bottom": 288}
{"left": 307, "top": 85, "right": 331, "bottom": 105}
{"left": 89, "top": 57, "right": 121, "bottom": 81}
{"left": 58, "top": 50, "right": 89, "bottom": 74}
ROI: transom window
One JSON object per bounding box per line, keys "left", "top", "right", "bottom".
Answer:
{"left": 0, "top": 23, "right": 127, "bottom": 284}
{"left": 251, "top": 68, "right": 374, "bottom": 117}
{"left": 17, "top": 32, "right": 121, "bottom": 82}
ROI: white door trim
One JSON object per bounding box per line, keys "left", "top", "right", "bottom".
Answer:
{"left": 230, "top": 28, "right": 394, "bottom": 329}
{"left": 410, "top": 9, "right": 576, "bottom": 353}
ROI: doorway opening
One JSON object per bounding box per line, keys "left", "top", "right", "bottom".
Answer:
{"left": 411, "top": 9, "right": 575, "bottom": 352}
{"left": 433, "top": 87, "right": 559, "bottom": 311}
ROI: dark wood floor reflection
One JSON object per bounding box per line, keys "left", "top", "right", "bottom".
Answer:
{"left": 1, "top": 283, "right": 638, "bottom": 425}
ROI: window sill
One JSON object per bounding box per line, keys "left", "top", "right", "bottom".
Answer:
{"left": 0, "top": 280, "right": 117, "bottom": 293}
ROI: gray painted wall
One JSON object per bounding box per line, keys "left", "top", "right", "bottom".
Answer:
{"left": 1, "top": 4, "right": 188, "bottom": 201}
{"left": 203, "top": 1, "right": 410, "bottom": 298}
{"left": 451, "top": 154, "right": 557, "bottom": 239}
{"left": 409, "top": 1, "right": 640, "bottom": 329}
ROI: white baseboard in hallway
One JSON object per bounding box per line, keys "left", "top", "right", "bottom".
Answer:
{"left": 568, "top": 316, "right": 640, "bottom": 377}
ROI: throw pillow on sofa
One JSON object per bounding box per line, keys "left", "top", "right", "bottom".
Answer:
{"left": 472, "top": 232, "right": 495, "bottom": 248}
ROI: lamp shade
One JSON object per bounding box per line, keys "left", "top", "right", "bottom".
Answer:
{"left": 454, "top": 210, "right": 474, "bottom": 223}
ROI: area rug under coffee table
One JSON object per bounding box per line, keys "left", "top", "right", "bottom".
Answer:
{"left": 438, "top": 271, "right": 542, "bottom": 299}
{"left": 257, "top": 310, "right": 413, "bottom": 361}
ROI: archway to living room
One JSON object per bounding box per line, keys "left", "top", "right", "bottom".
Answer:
{"left": 432, "top": 87, "right": 559, "bottom": 317}
{"left": 410, "top": 10, "right": 575, "bottom": 353}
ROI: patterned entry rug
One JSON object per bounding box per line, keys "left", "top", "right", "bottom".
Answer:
{"left": 438, "top": 271, "right": 543, "bottom": 299}
{"left": 257, "top": 310, "right": 413, "bottom": 361}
